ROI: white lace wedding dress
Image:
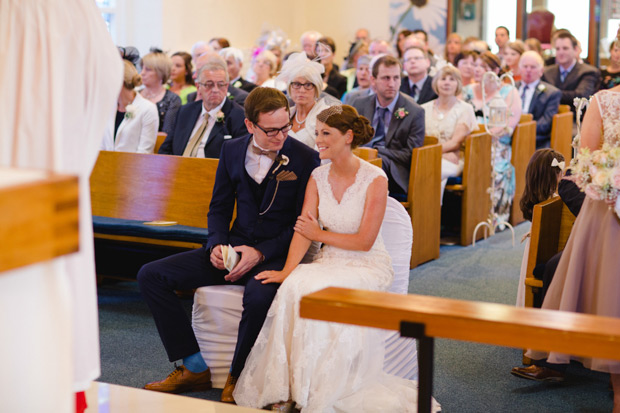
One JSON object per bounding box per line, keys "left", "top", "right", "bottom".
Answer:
{"left": 234, "top": 160, "right": 440, "bottom": 412}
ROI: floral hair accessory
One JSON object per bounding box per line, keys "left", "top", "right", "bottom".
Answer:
{"left": 395, "top": 107, "right": 409, "bottom": 119}
{"left": 551, "top": 158, "right": 565, "bottom": 170}
{"left": 216, "top": 111, "right": 225, "bottom": 123}
{"left": 124, "top": 104, "right": 136, "bottom": 120}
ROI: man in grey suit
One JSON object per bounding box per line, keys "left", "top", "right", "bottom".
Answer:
{"left": 542, "top": 32, "right": 600, "bottom": 112}
{"left": 352, "top": 55, "right": 425, "bottom": 195}
{"left": 518, "top": 51, "right": 562, "bottom": 148}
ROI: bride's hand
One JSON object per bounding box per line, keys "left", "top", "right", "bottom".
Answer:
{"left": 294, "top": 211, "right": 321, "bottom": 241}
{"left": 255, "top": 270, "right": 288, "bottom": 284}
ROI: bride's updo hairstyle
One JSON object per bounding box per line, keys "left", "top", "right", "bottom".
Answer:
{"left": 316, "top": 105, "right": 374, "bottom": 148}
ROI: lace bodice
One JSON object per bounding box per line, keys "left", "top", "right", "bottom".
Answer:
{"left": 595, "top": 90, "right": 620, "bottom": 147}
{"left": 311, "top": 159, "right": 390, "bottom": 263}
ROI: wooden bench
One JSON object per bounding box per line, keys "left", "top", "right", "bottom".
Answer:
{"left": 551, "top": 111, "right": 573, "bottom": 163}
{"left": 444, "top": 131, "right": 492, "bottom": 245}
{"left": 154, "top": 132, "right": 167, "bottom": 154}
{"left": 300, "top": 287, "right": 620, "bottom": 413}
{"left": 524, "top": 196, "right": 576, "bottom": 308}
{"left": 90, "top": 151, "right": 218, "bottom": 250}
{"left": 404, "top": 136, "right": 442, "bottom": 268}
{"left": 510, "top": 119, "right": 537, "bottom": 226}
{"left": 354, "top": 141, "right": 441, "bottom": 268}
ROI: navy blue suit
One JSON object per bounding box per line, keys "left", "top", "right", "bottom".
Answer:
{"left": 138, "top": 134, "right": 320, "bottom": 377}
{"left": 518, "top": 80, "right": 562, "bottom": 148}
{"left": 158, "top": 98, "right": 247, "bottom": 158}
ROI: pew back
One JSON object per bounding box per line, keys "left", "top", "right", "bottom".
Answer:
{"left": 90, "top": 151, "right": 218, "bottom": 228}
{"left": 551, "top": 111, "right": 573, "bottom": 163}
{"left": 510, "top": 120, "right": 537, "bottom": 225}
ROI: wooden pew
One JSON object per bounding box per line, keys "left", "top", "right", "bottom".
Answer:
{"left": 558, "top": 104, "right": 570, "bottom": 114}
{"left": 510, "top": 120, "right": 537, "bottom": 226}
{"left": 154, "top": 132, "right": 167, "bottom": 154}
{"left": 524, "top": 196, "right": 576, "bottom": 308}
{"left": 403, "top": 136, "right": 442, "bottom": 268}
{"left": 444, "top": 131, "right": 493, "bottom": 245}
{"left": 550, "top": 111, "right": 573, "bottom": 163}
{"left": 90, "top": 151, "right": 218, "bottom": 250}
{"left": 519, "top": 113, "right": 533, "bottom": 122}
{"left": 300, "top": 287, "right": 620, "bottom": 413}
{"left": 352, "top": 147, "right": 382, "bottom": 167}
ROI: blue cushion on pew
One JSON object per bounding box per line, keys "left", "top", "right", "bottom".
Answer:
{"left": 446, "top": 176, "right": 462, "bottom": 185}
{"left": 92, "top": 216, "right": 209, "bottom": 244}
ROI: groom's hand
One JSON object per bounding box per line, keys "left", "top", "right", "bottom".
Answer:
{"left": 225, "top": 245, "right": 263, "bottom": 282}
{"left": 210, "top": 245, "right": 226, "bottom": 270}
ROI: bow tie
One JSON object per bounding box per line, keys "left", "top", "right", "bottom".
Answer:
{"left": 251, "top": 145, "right": 278, "bottom": 161}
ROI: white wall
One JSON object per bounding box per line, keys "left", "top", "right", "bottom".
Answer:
{"left": 160, "top": 0, "right": 391, "bottom": 65}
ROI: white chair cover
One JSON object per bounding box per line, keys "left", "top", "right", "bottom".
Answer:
{"left": 381, "top": 196, "right": 418, "bottom": 380}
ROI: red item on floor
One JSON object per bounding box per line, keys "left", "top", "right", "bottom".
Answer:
{"left": 76, "top": 391, "right": 87, "bottom": 413}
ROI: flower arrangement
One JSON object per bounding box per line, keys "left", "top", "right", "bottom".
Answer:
{"left": 395, "top": 107, "right": 409, "bottom": 119}
{"left": 216, "top": 111, "right": 225, "bottom": 123}
{"left": 124, "top": 104, "right": 136, "bottom": 120}
{"left": 570, "top": 143, "right": 620, "bottom": 217}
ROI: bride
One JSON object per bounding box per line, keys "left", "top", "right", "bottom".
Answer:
{"left": 233, "top": 105, "right": 440, "bottom": 412}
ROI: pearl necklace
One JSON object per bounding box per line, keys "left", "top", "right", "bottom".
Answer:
{"left": 295, "top": 111, "right": 307, "bottom": 125}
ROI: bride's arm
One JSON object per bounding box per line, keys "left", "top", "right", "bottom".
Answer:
{"left": 295, "top": 175, "right": 388, "bottom": 251}
{"left": 255, "top": 176, "right": 318, "bottom": 284}
{"left": 579, "top": 95, "right": 603, "bottom": 151}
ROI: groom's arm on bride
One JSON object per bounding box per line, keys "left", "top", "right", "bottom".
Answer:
{"left": 296, "top": 175, "right": 387, "bottom": 252}
{"left": 255, "top": 176, "right": 319, "bottom": 284}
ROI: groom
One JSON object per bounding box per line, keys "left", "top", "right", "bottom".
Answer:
{"left": 137, "top": 87, "right": 320, "bottom": 402}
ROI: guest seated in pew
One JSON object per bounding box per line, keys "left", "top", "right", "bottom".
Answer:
{"left": 219, "top": 47, "right": 258, "bottom": 93}
{"left": 101, "top": 60, "right": 158, "bottom": 153}
{"left": 233, "top": 105, "right": 440, "bottom": 412}
{"left": 444, "top": 33, "right": 463, "bottom": 65}
{"left": 462, "top": 51, "right": 522, "bottom": 225}
{"left": 168, "top": 51, "right": 197, "bottom": 105}
{"left": 513, "top": 85, "right": 620, "bottom": 407}
{"left": 277, "top": 52, "right": 341, "bottom": 149}
{"left": 401, "top": 46, "right": 437, "bottom": 105}
{"left": 421, "top": 65, "right": 477, "bottom": 201}
{"left": 503, "top": 40, "right": 525, "bottom": 81}
{"left": 515, "top": 148, "right": 565, "bottom": 308}
{"left": 139, "top": 52, "right": 182, "bottom": 135}
{"left": 158, "top": 56, "right": 247, "bottom": 158}
{"left": 252, "top": 49, "right": 286, "bottom": 91}
{"left": 352, "top": 55, "right": 425, "bottom": 197}
{"left": 139, "top": 88, "right": 320, "bottom": 400}
{"left": 315, "top": 36, "right": 348, "bottom": 99}
{"left": 517, "top": 51, "right": 562, "bottom": 148}
{"left": 600, "top": 39, "right": 620, "bottom": 90}
{"left": 454, "top": 50, "right": 478, "bottom": 87}
{"left": 187, "top": 52, "right": 249, "bottom": 107}
{"left": 342, "top": 54, "right": 373, "bottom": 105}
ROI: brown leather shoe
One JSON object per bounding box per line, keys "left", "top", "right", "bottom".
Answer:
{"left": 511, "top": 365, "right": 565, "bottom": 382}
{"left": 144, "top": 364, "right": 212, "bottom": 394}
{"left": 220, "top": 373, "right": 238, "bottom": 403}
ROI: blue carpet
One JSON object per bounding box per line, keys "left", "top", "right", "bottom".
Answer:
{"left": 97, "top": 222, "right": 613, "bottom": 411}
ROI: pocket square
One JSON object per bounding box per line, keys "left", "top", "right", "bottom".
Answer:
{"left": 224, "top": 135, "right": 232, "bottom": 140}
{"left": 276, "top": 170, "right": 297, "bottom": 182}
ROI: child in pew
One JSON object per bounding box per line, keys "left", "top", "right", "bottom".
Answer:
{"left": 515, "top": 148, "right": 565, "bottom": 308}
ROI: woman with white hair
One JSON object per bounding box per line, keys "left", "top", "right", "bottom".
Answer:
{"left": 277, "top": 52, "right": 341, "bottom": 149}
{"left": 252, "top": 49, "right": 286, "bottom": 91}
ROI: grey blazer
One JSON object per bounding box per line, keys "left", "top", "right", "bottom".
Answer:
{"left": 352, "top": 92, "right": 425, "bottom": 193}
{"left": 542, "top": 62, "right": 601, "bottom": 109}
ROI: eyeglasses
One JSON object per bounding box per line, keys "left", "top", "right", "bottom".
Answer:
{"left": 254, "top": 122, "right": 292, "bottom": 137}
{"left": 290, "top": 81, "right": 315, "bottom": 90}
{"left": 197, "top": 81, "right": 228, "bottom": 90}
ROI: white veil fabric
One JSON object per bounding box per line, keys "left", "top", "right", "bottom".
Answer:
{"left": 0, "top": 0, "right": 122, "bottom": 411}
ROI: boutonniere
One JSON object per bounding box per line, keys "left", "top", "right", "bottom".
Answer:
{"left": 272, "top": 154, "right": 290, "bottom": 174}
{"left": 276, "top": 170, "right": 297, "bottom": 182}
{"left": 537, "top": 83, "right": 546, "bottom": 93}
{"left": 227, "top": 92, "right": 234, "bottom": 101}
{"left": 233, "top": 80, "right": 242, "bottom": 89}
{"left": 394, "top": 107, "right": 409, "bottom": 119}
{"left": 124, "top": 104, "right": 136, "bottom": 120}
{"left": 216, "top": 111, "right": 225, "bottom": 123}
